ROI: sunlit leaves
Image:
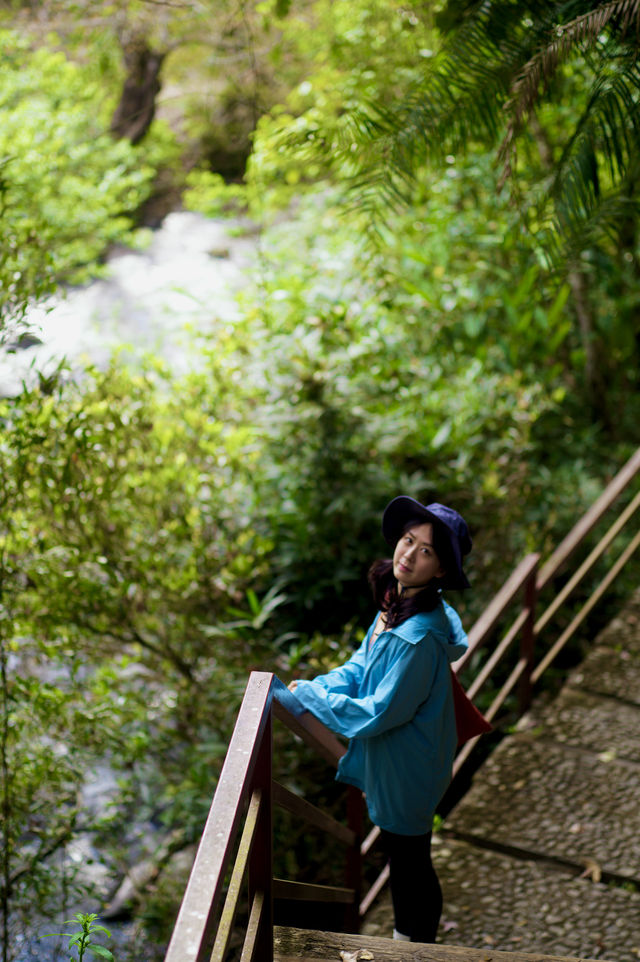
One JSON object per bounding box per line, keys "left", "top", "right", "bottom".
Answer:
{"left": 0, "top": 359, "right": 275, "bottom": 944}
{"left": 0, "top": 31, "right": 156, "bottom": 337}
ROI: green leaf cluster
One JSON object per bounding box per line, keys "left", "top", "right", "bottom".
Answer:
{"left": 0, "top": 361, "right": 275, "bottom": 949}
{"left": 44, "top": 913, "right": 113, "bottom": 962}
{"left": 233, "top": 0, "right": 640, "bottom": 425}
{"left": 0, "top": 31, "right": 158, "bottom": 337}
{"left": 198, "top": 185, "right": 627, "bottom": 633}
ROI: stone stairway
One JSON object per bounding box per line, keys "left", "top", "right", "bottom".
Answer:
{"left": 359, "top": 589, "right": 640, "bottom": 962}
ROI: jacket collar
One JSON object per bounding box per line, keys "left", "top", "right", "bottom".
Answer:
{"left": 382, "top": 604, "right": 449, "bottom": 645}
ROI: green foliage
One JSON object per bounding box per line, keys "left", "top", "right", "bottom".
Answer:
{"left": 244, "top": 0, "right": 640, "bottom": 426}
{"left": 4, "top": 167, "right": 614, "bottom": 939}
{"left": 312, "top": 0, "right": 640, "bottom": 258}
{"left": 249, "top": 39, "right": 640, "bottom": 425}
{"left": 0, "top": 31, "right": 157, "bottom": 338}
{"left": 246, "top": 0, "right": 437, "bottom": 214}
{"left": 197, "top": 185, "right": 621, "bottom": 637}
{"left": 182, "top": 169, "right": 248, "bottom": 218}
{"left": 0, "top": 361, "right": 280, "bottom": 947}
{"left": 44, "top": 913, "right": 113, "bottom": 962}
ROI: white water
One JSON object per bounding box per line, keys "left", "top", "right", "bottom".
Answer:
{"left": 1, "top": 211, "right": 258, "bottom": 396}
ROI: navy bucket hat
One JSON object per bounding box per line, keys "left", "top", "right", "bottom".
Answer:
{"left": 382, "top": 496, "right": 472, "bottom": 590}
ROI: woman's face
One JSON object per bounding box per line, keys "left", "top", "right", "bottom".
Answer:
{"left": 393, "top": 522, "right": 445, "bottom": 595}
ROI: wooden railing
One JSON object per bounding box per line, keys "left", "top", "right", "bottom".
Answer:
{"left": 163, "top": 674, "right": 362, "bottom": 962}
{"left": 164, "top": 446, "right": 640, "bottom": 961}
{"left": 453, "top": 444, "right": 640, "bottom": 774}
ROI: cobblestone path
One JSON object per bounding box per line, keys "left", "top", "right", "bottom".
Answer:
{"left": 362, "top": 589, "right": 640, "bottom": 961}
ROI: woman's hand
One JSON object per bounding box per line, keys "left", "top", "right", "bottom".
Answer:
{"left": 288, "top": 680, "right": 299, "bottom": 693}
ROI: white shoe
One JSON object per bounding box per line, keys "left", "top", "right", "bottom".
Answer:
{"left": 393, "top": 929, "right": 411, "bottom": 941}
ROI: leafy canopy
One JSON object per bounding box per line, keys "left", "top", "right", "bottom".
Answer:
{"left": 0, "top": 31, "right": 157, "bottom": 340}
{"left": 264, "top": 0, "right": 640, "bottom": 258}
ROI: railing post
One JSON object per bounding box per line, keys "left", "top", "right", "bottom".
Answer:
{"left": 518, "top": 559, "right": 538, "bottom": 715}
{"left": 344, "top": 785, "right": 364, "bottom": 933}
{"left": 248, "top": 709, "right": 273, "bottom": 961}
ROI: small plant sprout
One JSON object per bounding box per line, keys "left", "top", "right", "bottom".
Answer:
{"left": 43, "top": 912, "right": 114, "bottom": 961}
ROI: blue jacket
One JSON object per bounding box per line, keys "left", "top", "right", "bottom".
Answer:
{"left": 290, "top": 601, "right": 468, "bottom": 835}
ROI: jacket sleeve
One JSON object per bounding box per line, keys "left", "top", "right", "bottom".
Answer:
{"left": 294, "top": 632, "right": 438, "bottom": 739}
{"left": 307, "top": 636, "right": 368, "bottom": 697}
{"left": 442, "top": 600, "right": 469, "bottom": 661}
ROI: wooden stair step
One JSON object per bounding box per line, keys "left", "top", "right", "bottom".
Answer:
{"left": 273, "top": 927, "right": 602, "bottom": 961}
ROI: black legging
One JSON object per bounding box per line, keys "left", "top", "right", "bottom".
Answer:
{"left": 379, "top": 829, "right": 442, "bottom": 943}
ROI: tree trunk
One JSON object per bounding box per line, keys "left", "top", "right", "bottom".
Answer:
{"left": 616, "top": 174, "right": 640, "bottom": 390}
{"left": 567, "top": 265, "right": 609, "bottom": 427}
{"left": 531, "top": 113, "right": 611, "bottom": 426}
{"left": 110, "top": 36, "right": 166, "bottom": 145}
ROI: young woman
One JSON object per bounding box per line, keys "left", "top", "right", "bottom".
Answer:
{"left": 286, "top": 496, "right": 473, "bottom": 943}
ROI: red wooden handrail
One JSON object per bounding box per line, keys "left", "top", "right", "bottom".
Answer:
{"left": 453, "top": 445, "right": 640, "bottom": 723}
{"left": 454, "top": 553, "right": 540, "bottom": 672}
{"left": 164, "top": 674, "right": 362, "bottom": 962}
{"left": 164, "top": 672, "right": 273, "bottom": 962}
{"left": 536, "top": 447, "right": 640, "bottom": 591}
{"left": 452, "top": 448, "right": 640, "bottom": 792}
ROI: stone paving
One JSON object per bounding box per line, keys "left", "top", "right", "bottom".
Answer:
{"left": 446, "top": 735, "right": 640, "bottom": 878}
{"left": 523, "top": 687, "right": 640, "bottom": 761}
{"left": 434, "top": 837, "right": 640, "bottom": 961}
{"left": 361, "top": 588, "right": 640, "bottom": 960}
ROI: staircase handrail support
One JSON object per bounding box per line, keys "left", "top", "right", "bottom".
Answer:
{"left": 164, "top": 674, "right": 361, "bottom": 962}
{"left": 536, "top": 447, "right": 640, "bottom": 593}
{"left": 164, "top": 671, "right": 274, "bottom": 962}
{"left": 458, "top": 451, "right": 640, "bottom": 713}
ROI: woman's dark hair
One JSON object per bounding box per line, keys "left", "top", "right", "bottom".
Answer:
{"left": 368, "top": 518, "right": 454, "bottom": 629}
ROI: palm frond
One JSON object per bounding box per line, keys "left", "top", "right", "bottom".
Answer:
{"left": 555, "top": 177, "right": 640, "bottom": 253}
{"left": 340, "top": 0, "right": 534, "bottom": 173}
{"left": 502, "top": 0, "right": 640, "bottom": 146}
{"left": 274, "top": 0, "right": 640, "bottom": 256}
{"left": 552, "top": 59, "right": 640, "bottom": 195}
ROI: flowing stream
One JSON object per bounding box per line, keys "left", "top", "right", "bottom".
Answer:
{"left": 1, "top": 210, "right": 259, "bottom": 397}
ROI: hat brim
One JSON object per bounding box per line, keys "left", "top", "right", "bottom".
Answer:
{"left": 382, "top": 496, "right": 471, "bottom": 590}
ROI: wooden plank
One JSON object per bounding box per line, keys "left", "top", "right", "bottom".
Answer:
{"left": 164, "top": 672, "right": 275, "bottom": 962}
{"left": 532, "top": 527, "right": 640, "bottom": 684}
{"left": 247, "top": 715, "right": 273, "bottom": 962}
{"left": 273, "top": 701, "right": 347, "bottom": 767}
{"left": 485, "top": 656, "right": 528, "bottom": 723}
{"left": 466, "top": 605, "right": 529, "bottom": 699}
{"left": 210, "top": 790, "right": 262, "bottom": 962}
{"left": 273, "top": 879, "right": 354, "bottom": 904}
{"left": 344, "top": 785, "right": 364, "bottom": 932}
{"left": 535, "top": 486, "right": 640, "bottom": 634}
{"left": 239, "top": 890, "right": 264, "bottom": 962}
{"left": 273, "top": 781, "right": 355, "bottom": 846}
{"left": 361, "top": 824, "right": 380, "bottom": 858}
{"left": 359, "top": 862, "right": 389, "bottom": 917}
{"left": 273, "top": 926, "right": 603, "bottom": 961}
